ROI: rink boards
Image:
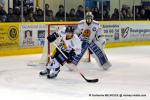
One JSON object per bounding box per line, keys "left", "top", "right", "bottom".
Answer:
{"left": 0, "top": 21, "right": 150, "bottom": 56}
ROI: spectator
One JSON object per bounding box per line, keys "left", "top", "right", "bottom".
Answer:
{"left": 7, "top": 8, "right": 15, "bottom": 22}
{"left": 0, "top": 15, "right": 7, "bottom": 22}
{"left": 140, "top": 8, "right": 147, "bottom": 20}
{"left": 92, "top": 7, "right": 101, "bottom": 21}
{"left": 35, "top": 9, "right": 44, "bottom": 22}
{"left": 13, "top": 7, "right": 22, "bottom": 22}
{"left": 85, "top": 7, "right": 90, "bottom": 13}
{"left": 23, "top": 0, "right": 33, "bottom": 9}
{"left": 23, "top": 6, "right": 28, "bottom": 20}
{"left": 34, "top": 7, "right": 39, "bottom": 15}
{"left": 76, "top": 5, "right": 84, "bottom": 20}
{"left": 135, "top": 8, "right": 141, "bottom": 20}
{"left": 120, "top": 9, "right": 130, "bottom": 20}
{"left": 13, "top": 0, "right": 21, "bottom": 8}
{"left": 0, "top": 3, "right": 7, "bottom": 22}
{"left": 25, "top": 12, "right": 35, "bottom": 22}
{"left": 103, "top": 9, "right": 110, "bottom": 20}
{"left": 45, "top": 10, "right": 55, "bottom": 21}
{"left": 147, "top": 8, "right": 150, "bottom": 20}
{"left": 126, "top": 7, "right": 132, "bottom": 20}
{"left": 144, "top": 6, "right": 150, "bottom": 20}
{"left": 28, "top": 6, "right": 34, "bottom": 13}
{"left": 111, "top": 8, "right": 119, "bottom": 20}
{"left": 68, "top": 8, "right": 76, "bottom": 21}
{"left": 55, "top": 5, "right": 66, "bottom": 21}
{"left": 45, "top": 3, "right": 49, "bottom": 16}
{"left": 98, "top": 9, "right": 102, "bottom": 20}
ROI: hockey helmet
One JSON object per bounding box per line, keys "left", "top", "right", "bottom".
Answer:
{"left": 65, "top": 26, "right": 75, "bottom": 33}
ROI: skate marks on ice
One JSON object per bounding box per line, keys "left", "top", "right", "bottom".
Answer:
{"left": 0, "top": 46, "right": 150, "bottom": 99}
{"left": 0, "top": 55, "right": 101, "bottom": 98}
{"left": 0, "top": 64, "right": 102, "bottom": 98}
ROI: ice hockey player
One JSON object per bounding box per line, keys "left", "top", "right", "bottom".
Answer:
{"left": 73, "top": 11, "right": 111, "bottom": 70}
{"left": 39, "top": 26, "right": 82, "bottom": 79}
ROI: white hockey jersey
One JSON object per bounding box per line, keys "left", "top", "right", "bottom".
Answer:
{"left": 75, "top": 20, "right": 106, "bottom": 46}
{"left": 56, "top": 27, "right": 82, "bottom": 55}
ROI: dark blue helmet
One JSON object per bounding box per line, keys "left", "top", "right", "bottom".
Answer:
{"left": 65, "top": 26, "right": 74, "bottom": 33}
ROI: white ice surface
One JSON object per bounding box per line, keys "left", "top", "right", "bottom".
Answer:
{"left": 0, "top": 46, "right": 150, "bottom": 100}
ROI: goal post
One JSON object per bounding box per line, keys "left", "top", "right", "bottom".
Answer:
{"left": 27, "top": 23, "right": 91, "bottom": 66}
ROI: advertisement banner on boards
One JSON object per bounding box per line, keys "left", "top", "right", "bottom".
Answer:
{"left": 20, "top": 24, "right": 48, "bottom": 48}
{"left": 0, "top": 24, "right": 20, "bottom": 49}
{"left": 102, "top": 23, "right": 120, "bottom": 42}
{"left": 120, "top": 22, "right": 150, "bottom": 41}
{"left": 102, "top": 22, "right": 150, "bottom": 42}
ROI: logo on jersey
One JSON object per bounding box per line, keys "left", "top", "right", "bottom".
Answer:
{"left": 82, "top": 29, "right": 91, "bottom": 38}
{"left": 61, "top": 31, "right": 65, "bottom": 34}
{"left": 92, "top": 27, "right": 96, "bottom": 31}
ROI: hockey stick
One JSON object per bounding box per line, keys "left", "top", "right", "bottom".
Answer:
{"left": 53, "top": 43, "right": 99, "bottom": 83}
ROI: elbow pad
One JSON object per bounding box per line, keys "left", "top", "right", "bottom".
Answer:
{"left": 47, "top": 32, "right": 59, "bottom": 43}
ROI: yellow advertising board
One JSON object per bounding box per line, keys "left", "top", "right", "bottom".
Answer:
{"left": 0, "top": 23, "right": 20, "bottom": 49}
{"left": 0, "top": 21, "right": 150, "bottom": 56}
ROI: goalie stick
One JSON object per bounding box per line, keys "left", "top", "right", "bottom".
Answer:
{"left": 53, "top": 43, "right": 99, "bottom": 83}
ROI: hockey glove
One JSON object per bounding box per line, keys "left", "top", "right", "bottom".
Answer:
{"left": 66, "top": 49, "right": 76, "bottom": 63}
{"left": 47, "top": 32, "right": 59, "bottom": 43}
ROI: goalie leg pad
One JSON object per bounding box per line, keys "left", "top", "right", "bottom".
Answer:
{"left": 71, "top": 41, "right": 89, "bottom": 65}
{"left": 89, "top": 42, "right": 111, "bottom": 67}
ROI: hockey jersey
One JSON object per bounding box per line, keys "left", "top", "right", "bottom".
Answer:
{"left": 75, "top": 20, "right": 105, "bottom": 45}
{"left": 56, "top": 27, "right": 82, "bottom": 55}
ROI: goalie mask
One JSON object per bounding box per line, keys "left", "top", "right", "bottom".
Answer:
{"left": 85, "top": 12, "right": 93, "bottom": 25}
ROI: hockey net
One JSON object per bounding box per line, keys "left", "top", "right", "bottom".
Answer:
{"left": 27, "top": 24, "right": 90, "bottom": 66}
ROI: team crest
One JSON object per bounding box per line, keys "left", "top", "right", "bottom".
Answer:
{"left": 82, "top": 29, "right": 91, "bottom": 38}
{"left": 92, "top": 27, "right": 96, "bottom": 31}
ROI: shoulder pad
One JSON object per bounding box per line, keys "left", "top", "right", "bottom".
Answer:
{"left": 73, "top": 34, "right": 78, "bottom": 38}
{"left": 93, "top": 21, "right": 99, "bottom": 25}
{"left": 93, "top": 23, "right": 99, "bottom": 26}
{"left": 79, "top": 20, "right": 85, "bottom": 25}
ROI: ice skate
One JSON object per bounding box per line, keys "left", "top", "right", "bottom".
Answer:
{"left": 47, "top": 67, "right": 60, "bottom": 79}
{"left": 39, "top": 68, "right": 49, "bottom": 76}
